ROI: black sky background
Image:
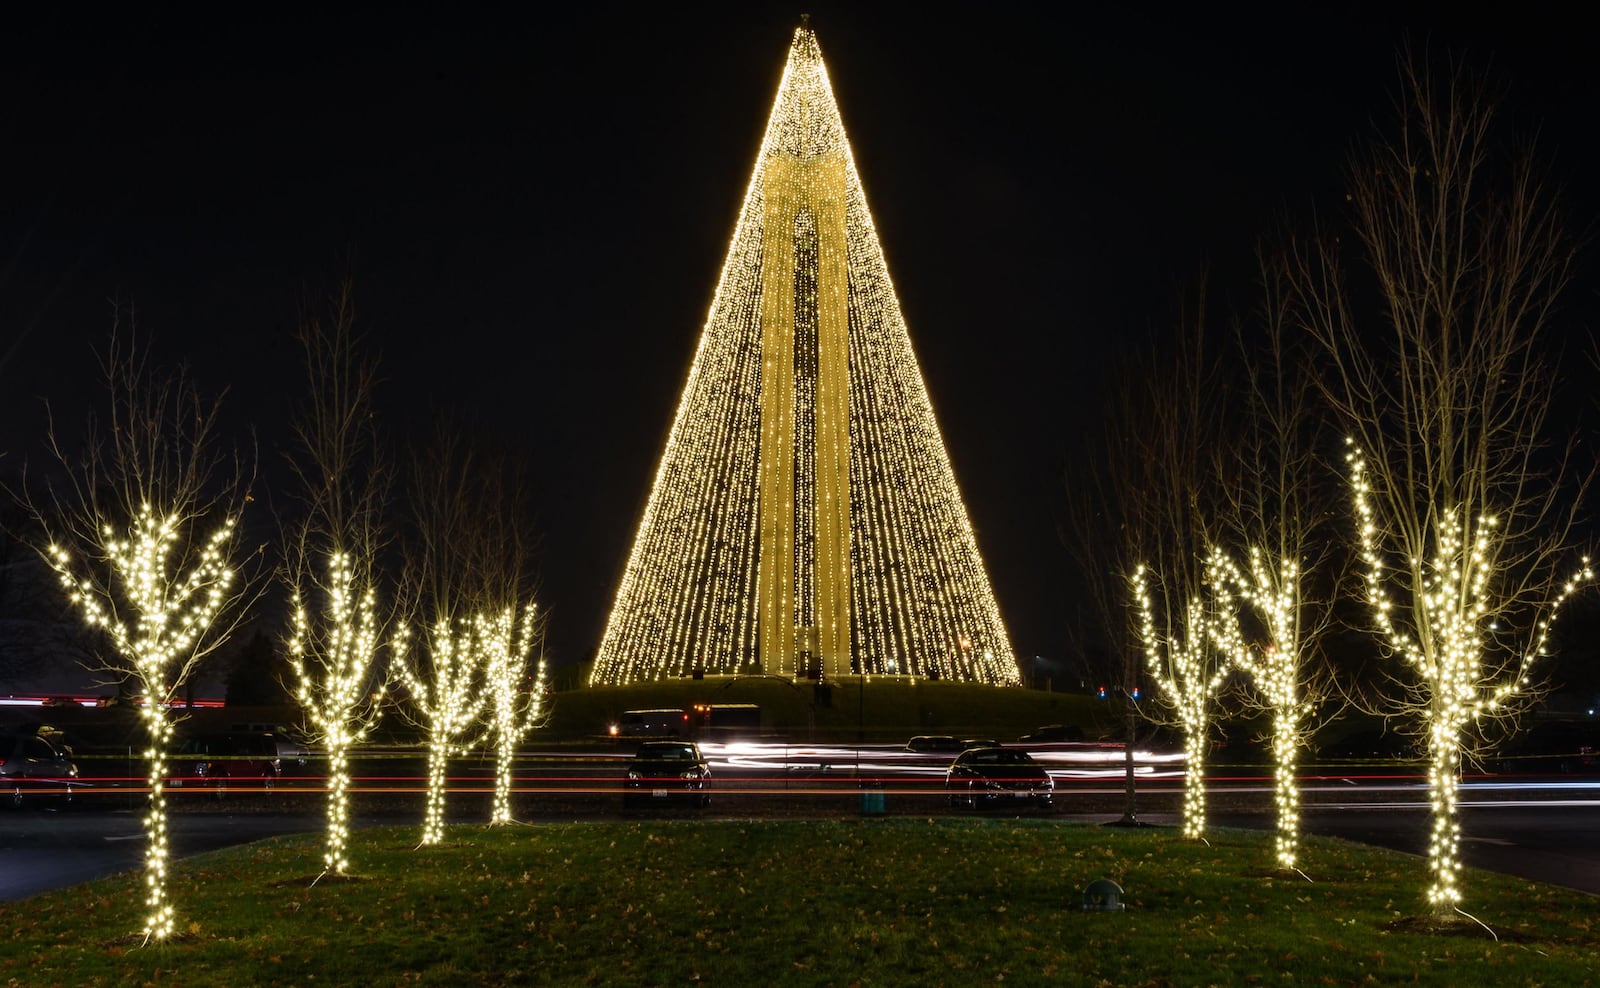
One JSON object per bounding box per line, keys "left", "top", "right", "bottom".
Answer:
{"left": 4, "top": 4, "right": 1599, "bottom": 689}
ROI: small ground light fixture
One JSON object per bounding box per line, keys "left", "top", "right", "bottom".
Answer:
{"left": 1082, "top": 878, "right": 1126, "bottom": 911}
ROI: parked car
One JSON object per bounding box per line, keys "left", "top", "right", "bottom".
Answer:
{"left": 0, "top": 730, "right": 80, "bottom": 809}
{"left": 230, "top": 722, "right": 311, "bottom": 768}
{"left": 1019, "top": 724, "right": 1084, "bottom": 743}
{"left": 623, "top": 740, "right": 711, "bottom": 809}
{"left": 905, "top": 735, "right": 963, "bottom": 753}
{"left": 946, "top": 747, "right": 1054, "bottom": 810}
{"left": 1494, "top": 722, "right": 1599, "bottom": 776}
{"left": 1313, "top": 730, "right": 1415, "bottom": 768}
{"left": 169, "top": 733, "right": 282, "bottom": 796}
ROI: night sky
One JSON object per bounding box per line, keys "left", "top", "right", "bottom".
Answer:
{"left": 4, "top": 5, "right": 1598, "bottom": 687}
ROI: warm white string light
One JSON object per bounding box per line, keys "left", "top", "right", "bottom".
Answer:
{"left": 396, "top": 617, "right": 486, "bottom": 847}
{"left": 1347, "top": 439, "right": 1592, "bottom": 908}
{"left": 49, "top": 505, "right": 236, "bottom": 942}
{"left": 590, "top": 24, "right": 1016, "bottom": 685}
{"left": 480, "top": 604, "right": 547, "bottom": 825}
{"left": 1210, "top": 545, "right": 1314, "bottom": 870}
{"left": 1132, "top": 561, "right": 1231, "bottom": 840}
{"left": 289, "top": 551, "right": 390, "bottom": 877}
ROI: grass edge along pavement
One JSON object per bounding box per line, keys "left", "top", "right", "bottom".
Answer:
{"left": 2, "top": 818, "right": 1597, "bottom": 986}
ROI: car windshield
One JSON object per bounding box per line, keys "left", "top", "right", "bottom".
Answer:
{"left": 638, "top": 745, "right": 696, "bottom": 760}
{"left": 966, "top": 750, "right": 1032, "bottom": 766}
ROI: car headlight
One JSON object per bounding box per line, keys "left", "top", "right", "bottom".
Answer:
{"left": 680, "top": 768, "right": 705, "bottom": 780}
{"left": 626, "top": 770, "right": 643, "bottom": 781}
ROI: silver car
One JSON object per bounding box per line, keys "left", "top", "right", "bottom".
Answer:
{"left": 0, "top": 731, "right": 80, "bottom": 809}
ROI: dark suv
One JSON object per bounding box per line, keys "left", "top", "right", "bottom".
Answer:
{"left": 623, "top": 740, "right": 711, "bottom": 809}
{"left": 170, "top": 733, "right": 282, "bottom": 796}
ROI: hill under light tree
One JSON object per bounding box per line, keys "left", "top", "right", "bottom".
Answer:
{"left": 29, "top": 331, "right": 254, "bottom": 943}
{"left": 283, "top": 285, "right": 397, "bottom": 879}
{"left": 1298, "top": 57, "right": 1593, "bottom": 918}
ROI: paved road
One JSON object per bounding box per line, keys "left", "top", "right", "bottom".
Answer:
{"left": 1218, "top": 789, "right": 1600, "bottom": 897}
{"left": 5, "top": 751, "right": 1598, "bottom": 902}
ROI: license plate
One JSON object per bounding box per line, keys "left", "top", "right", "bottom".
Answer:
{"left": 170, "top": 780, "right": 183, "bottom": 787}
{"left": 652, "top": 789, "right": 669, "bottom": 798}
{"left": 1014, "top": 791, "right": 1028, "bottom": 799}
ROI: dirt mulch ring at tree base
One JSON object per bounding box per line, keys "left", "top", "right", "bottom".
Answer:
{"left": 1384, "top": 914, "right": 1547, "bottom": 943}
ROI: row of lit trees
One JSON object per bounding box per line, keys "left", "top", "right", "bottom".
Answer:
{"left": 1076, "top": 56, "right": 1595, "bottom": 921}
{"left": 25, "top": 286, "right": 549, "bottom": 943}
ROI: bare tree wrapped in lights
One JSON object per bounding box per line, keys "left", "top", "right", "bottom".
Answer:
{"left": 466, "top": 465, "right": 548, "bottom": 825}
{"left": 480, "top": 603, "right": 547, "bottom": 825}
{"left": 395, "top": 430, "right": 533, "bottom": 841}
{"left": 1298, "top": 58, "right": 1593, "bottom": 918}
{"left": 1206, "top": 253, "right": 1342, "bottom": 875}
{"left": 1124, "top": 309, "right": 1233, "bottom": 841}
{"left": 393, "top": 614, "right": 484, "bottom": 846}
{"left": 26, "top": 329, "right": 254, "bottom": 943}
{"left": 396, "top": 432, "right": 483, "bottom": 846}
{"left": 283, "top": 284, "right": 397, "bottom": 879}
{"left": 1132, "top": 562, "right": 1233, "bottom": 840}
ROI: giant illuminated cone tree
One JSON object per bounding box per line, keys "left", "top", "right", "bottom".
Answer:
{"left": 592, "top": 24, "right": 1016, "bottom": 685}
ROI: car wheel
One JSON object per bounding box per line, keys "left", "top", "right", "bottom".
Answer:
{"left": 262, "top": 771, "right": 276, "bottom": 792}
{"left": 210, "top": 775, "right": 229, "bottom": 800}
{"left": 8, "top": 786, "right": 21, "bottom": 810}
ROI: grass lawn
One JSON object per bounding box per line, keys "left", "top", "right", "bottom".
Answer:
{"left": 2, "top": 818, "right": 1596, "bottom": 986}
